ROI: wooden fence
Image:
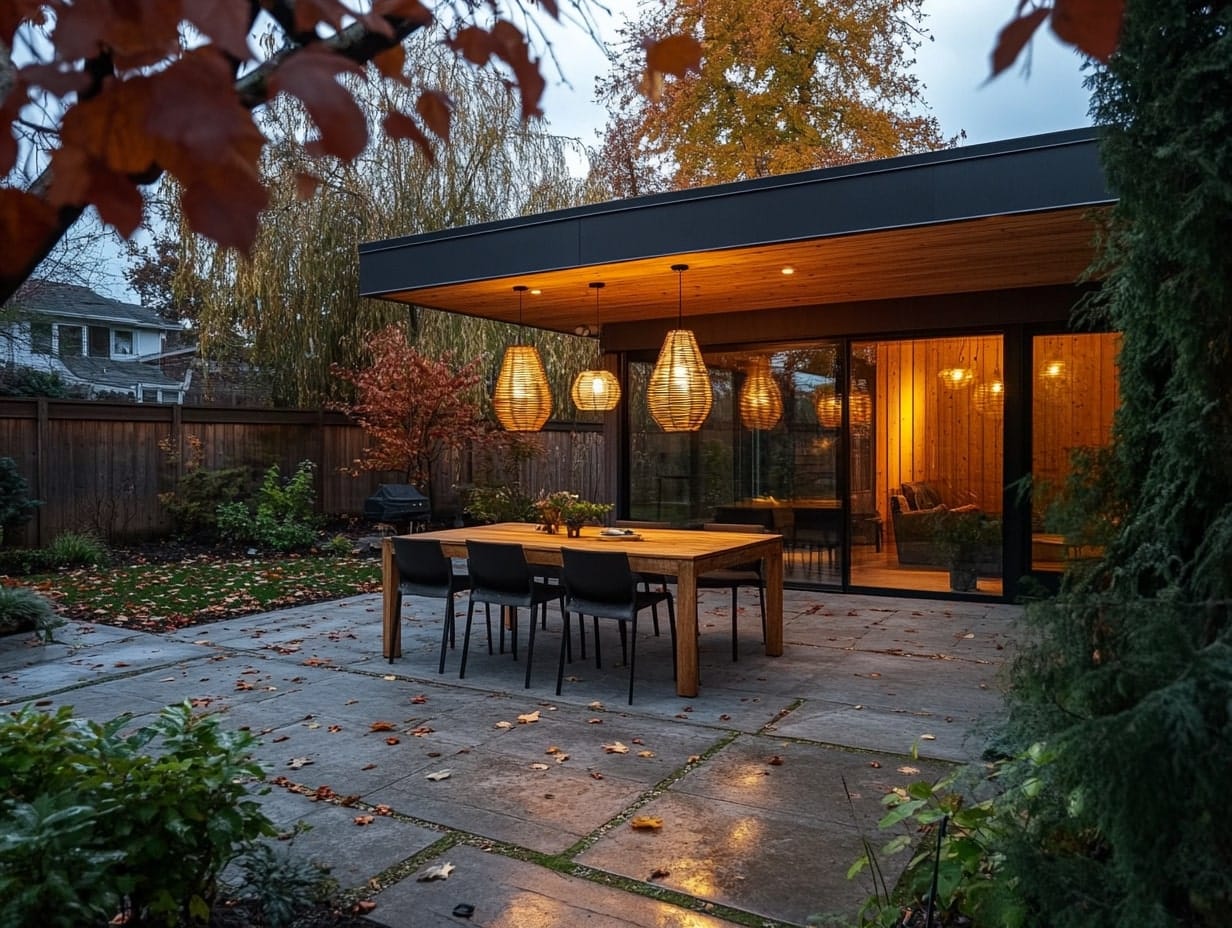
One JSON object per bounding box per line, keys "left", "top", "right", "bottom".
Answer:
{"left": 0, "top": 399, "right": 604, "bottom": 546}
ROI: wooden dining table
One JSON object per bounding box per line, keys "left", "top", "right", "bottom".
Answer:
{"left": 381, "top": 522, "right": 784, "bottom": 697}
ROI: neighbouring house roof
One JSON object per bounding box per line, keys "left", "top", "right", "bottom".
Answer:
{"left": 59, "top": 355, "right": 186, "bottom": 392}
{"left": 8, "top": 280, "right": 182, "bottom": 331}
{"left": 358, "top": 128, "right": 1115, "bottom": 336}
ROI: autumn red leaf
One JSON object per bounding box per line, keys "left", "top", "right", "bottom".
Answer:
{"left": 295, "top": 172, "right": 321, "bottom": 200}
{"left": 489, "top": 20, "right": 546, "bottom": 118}
{"left": 268, "top": 45, "right": 368, "bottom": 161}
{"left": 372, "top": 44, "right": 408, "bottom": 84}
{"left": 184, "top": 0, "right": 255, "bottom": 60}
{"left": 0, "top": 190, "right": 59, "bottom": 282}
{"left": 370, "top": 720, "right": 398, "bottom": 731}
{"left": 383, "top": 110, "right": 435, "bottom": 163}
{"left": 415, "top": 90, "right": 454, "bottom": 142}
{"left": 53, "top": 0, "right": 184, "bottom": 70}
{"left": 0, "top": 0, "right": 47, "bottom": 45}
{"left": 644, "top": 34, "right": 703, "bottom": 79}
{"left": 990, "top": 7, "right": 1052, "bottom": 78}
{"left": 1050, "top": 0, "right": 1124, "bottom": 62}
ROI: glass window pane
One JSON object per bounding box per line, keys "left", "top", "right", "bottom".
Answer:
{"left": 1031, "top": 333, "right": 1120, "bottom": 572}
{"left": 851, "top": 335, "right": 1003, "bottom": 596}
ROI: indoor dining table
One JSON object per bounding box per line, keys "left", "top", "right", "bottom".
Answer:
{"left": 381, "top": 522, "right": 784, "bottom": 697}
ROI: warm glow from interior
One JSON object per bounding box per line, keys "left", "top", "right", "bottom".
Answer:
{"left": 780, "top": 266, "right": 795, "bottom": 275}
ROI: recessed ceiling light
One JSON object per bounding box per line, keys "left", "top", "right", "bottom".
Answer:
{"left": 530, "top": 288, "right": 542, "bottom": 295}
{"left": 780, "top": 267, "right": 795, "bottom": 275}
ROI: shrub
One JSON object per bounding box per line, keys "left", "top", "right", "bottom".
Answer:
{"left": 462, "top": 484, "right": 537, "bottom": 524}
{"left": 158, "top": 466, "right": 252, "bottom": 539}
{"left": 0, "top": 702, "right": 276, "bottom": 927}
{"left": 320, "top": 533, "right": 355, "bottom": 557}
{"left": 44, "top": 531, "right": 108, "bottom": 569}
{"left": 0, "top": 586, "right": 63, "bottom": 641}
{"left": 230, "top": 835, "right": 337, "bottom": 928}
{"left": 0, "top": 456, "right": 40, "bottom": 545}
{"left": 217, "top": 461, "right": 322, "bottom": 552}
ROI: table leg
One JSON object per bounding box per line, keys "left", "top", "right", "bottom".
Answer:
{"left": 382, "top": 538, "right": 398, "bottom": 659}
{"left": 765, "top": 545, "right": 783, "bottom": 657}
{"left": 675, "top": 562, "right": 699, "bottom": 697}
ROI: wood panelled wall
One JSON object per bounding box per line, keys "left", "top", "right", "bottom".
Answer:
{"left": 0, "top": 400, "right": 603, "bottom": 546}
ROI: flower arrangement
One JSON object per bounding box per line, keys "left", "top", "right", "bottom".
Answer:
{"left": 534, "top": 491, "right": 613, "bottom": 536}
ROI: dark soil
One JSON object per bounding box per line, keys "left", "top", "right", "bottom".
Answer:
{"left": 211, "top": 900, "right": 375, "bottom": 927}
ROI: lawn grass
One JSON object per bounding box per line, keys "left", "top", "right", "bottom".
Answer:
{"left": 19, "top": 554, "right": 381, "bottom": 633}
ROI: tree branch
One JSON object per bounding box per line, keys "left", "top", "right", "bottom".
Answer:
{"left": 3, "top": 12, "right": 428, "bottom": 306}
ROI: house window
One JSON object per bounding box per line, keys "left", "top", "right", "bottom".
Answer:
{"left": 58, "top": 325, "right": 83, "bottom": 357}
{"left": 113, "top": 330, "right": 134, "bottom": 356}
{"left": 88, "top": 326, "right": 111, "bottom": 357}
{"left": 30, "top": 322, "right": 52, "bottom": 354}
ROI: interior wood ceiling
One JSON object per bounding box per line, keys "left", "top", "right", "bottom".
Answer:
{"left": 377, "top": 208, "right": 1107, "bottom": 335}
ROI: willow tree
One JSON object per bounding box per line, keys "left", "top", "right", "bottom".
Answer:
{"left": 994, "top": 3, "right": 1232, "bottom": 925}
{"left": 594, "top": 0, "right": 951, "bottom": 192}
{"left": 166, "top": 35, "right": 596, "bottom": 408}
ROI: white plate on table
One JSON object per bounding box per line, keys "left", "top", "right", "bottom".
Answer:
{"left": 597, "top": 531, "right": 642, "bottom": 541}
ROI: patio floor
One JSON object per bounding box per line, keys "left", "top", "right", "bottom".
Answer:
{"left": 0, "top": 586, "right": 1020, "bottom": 927}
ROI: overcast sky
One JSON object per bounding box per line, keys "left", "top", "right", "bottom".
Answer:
{"left": 536, "top": 0, "right": 1094, "bottom": 149}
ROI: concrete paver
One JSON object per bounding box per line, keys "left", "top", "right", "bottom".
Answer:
{"left": 0, "top": 586, "right": 1019, "bottom": 927}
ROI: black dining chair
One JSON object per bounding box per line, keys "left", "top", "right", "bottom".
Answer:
{"left": 613, "top": 519, "right": 672, "bottom": 637}
{"left": 461, "top": 541, "right": 565, "bottom": 688}
{"left": 698, "top": 523, "right": 768, "bottom": 662}
{"left": 556, "top": 548, "right": 676, "bottom": 705}
{"left": 390, "top": 537, "right": 471, "bottom": 673}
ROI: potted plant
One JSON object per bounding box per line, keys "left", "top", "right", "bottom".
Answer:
{"left": 534, "top": 491, "right": 613, "bottom": 537}
{"left": 928, "top": 508, "right": 1002, "bottom": 592}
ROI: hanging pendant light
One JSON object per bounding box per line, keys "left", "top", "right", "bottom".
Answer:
{"left": 974, "top": 372, "right": 1005, "bottom": 416}
{"left": 647, "top": 264, "right": 712, "bottom": 432}
{"left": 938, "top": 339, "right": 975, "bottom": 390}
{"left": 976, "top": 347, "right": 1005, "bottom": 418}
{"left": 493, "top": 285, "right": 552, "bottom": 431}
{"left": 815, "top": 382, "right": 871, "bottom": 430}
{"left": 570, "top": 282, "right": 621, "bottom": 412}
{"left": 815, "top": 383, "right": 841, "bottom": 429}
{"left": 738, "top": 355, "right": 783, "bottom": 430}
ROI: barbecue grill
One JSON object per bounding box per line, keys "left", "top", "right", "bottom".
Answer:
{"left": 363, "top": 484, "right": 432, "bottom": 530}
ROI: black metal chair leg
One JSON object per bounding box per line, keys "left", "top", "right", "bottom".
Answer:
{"left": 555, "top": 610, "right": 570, "bottom": 695}
{"left": 524, "top": 602, "right": 540, "bottom": 688}
{"left": 459, "top": 601, "right": 476, "bottom": 678}
{"left": 627, "top": 617, "right": 638, "bottom": 704}
{"left": 484, "top": 603, "right": 493, "bottom": 654}
{"left": 437, "top": 601, "right": 451, "bottom": 674}
{"left": 389, "top": 591, "right": 402, "bottom": 665}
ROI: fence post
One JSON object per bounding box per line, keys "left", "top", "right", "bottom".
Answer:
{"left": 35, "top": 397, "right": 48, "bottom": 546}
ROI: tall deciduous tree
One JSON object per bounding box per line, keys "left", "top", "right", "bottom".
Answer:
{"left": 594, "top": 0, "right": 950, "bottom": 191}
{"left": 159, "top": 37, "right": 600, "bottom": 408}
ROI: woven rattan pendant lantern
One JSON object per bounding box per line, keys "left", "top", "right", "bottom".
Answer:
{"left": 493, "top": 285, "right": 552, "bottom": 431}
{"left": 974, "top": 369, "right": 1005, "bottom": 417}
{"left": 738, "top": 356, "right": 782, "bottom": 430}
{"left": 647, "top": 264, "right": 711, "bottom": 432}
{"left": 939, "top": 339, "right": 975, "bottom": 390}
{"left": 570, "top": 282, "right": 621, "bottom": 412}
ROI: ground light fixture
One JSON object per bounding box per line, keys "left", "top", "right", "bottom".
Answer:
{"left": 570, "top": 282, "right": 621, "bottom": 412}
{"left": 493, "top": 285, "right": 552, "bottom": 431}
{"left": 647, "top": 264, "right": 712, "bottom": 432}
{"left": 738, "top": 355, "right": 783, "bottom": 430}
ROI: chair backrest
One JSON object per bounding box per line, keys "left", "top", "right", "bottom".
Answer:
{"left": 466, "top": 540, "right": 532, "bottom": 595}
{"left": 702, "top": 522, "right": 769, "bottom": 534}
{"left": 614, "top": 520, "right": 670, "bottom": 529}
{"left": 560, "top": 548, "right": 636, "bottom": 607}
{"left": 392, "top": 537, "right": 452, "bottom": 589}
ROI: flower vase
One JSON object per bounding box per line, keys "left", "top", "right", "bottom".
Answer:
{"left": 566, "top": 523, "right": 583, "bottom": 538}
{"left": 540, "top": 520, "right": 560, "bottom": 535}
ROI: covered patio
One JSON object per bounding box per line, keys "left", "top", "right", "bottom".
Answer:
{"left": 359, "top": 128, "right": 1116, "bottom": 602}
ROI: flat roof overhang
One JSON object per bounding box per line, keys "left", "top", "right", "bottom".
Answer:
{"left": 359, "top": 128, "right": 1114, "bottom": 336}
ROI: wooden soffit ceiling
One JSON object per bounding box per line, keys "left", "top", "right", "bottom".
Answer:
{"left": 373, "top": 207, "right": 1107, "bottom": 336}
